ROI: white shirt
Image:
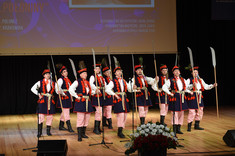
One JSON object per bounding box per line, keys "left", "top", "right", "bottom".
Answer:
{"left": 55, "top": 78, "right": 70, "bottom": 96}
{"left": 89, "top": 74, "right": 107, "bottom": 95}
{"left": 162, "top": 77, "right": 191, "bottom": 95}
{"left": 186, "top": 78, "right": 214, "bottom": 91}
{"left": 152, "top": 76, "right": 170, "bottom": 92}
{"left": 105, "top": 78, "right": 132, "bottom": 96}
{"left": 69, "top": 80, "right": 92, "bottom": 99}
{"left": 31, "top": 79, "right": 51, "bottom": 95}
{"left": 129, "top": 75, "right": 156, "bottom": 92}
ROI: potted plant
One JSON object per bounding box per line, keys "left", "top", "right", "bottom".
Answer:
{"left": 125, "top": 122, "right": 178, "bottom": 156}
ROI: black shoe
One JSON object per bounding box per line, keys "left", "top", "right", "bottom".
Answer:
{"left": 194, "top": 120, "right": 204, "bottom": 130}
{"left": 66, "top": 120, "right": 75, "bottom": 132}
{"left": 102, "top": 116, "right": 108, "bottom": 127}
{"left": 140, "top": 117, "right": 145, "bottom": 125}
{"left": 187, "top": 122, "right": 192, "bottom": 132}
{"left": 93, "top": 120, "right": 101, "bottom": 135}
{"left": 59, "top": 121, "right": 67, "bottom": 131}
{"left": 77, "top": 127, "right": 82, "bottom": 142}
{"left": 117, "top": 127, "right": 125, "bottom": 138}
{"left": 37, "top": 123, "right": 43, "bottom": 137}
{"left": 107, "top": 118, "right": 113, "bottom": 129}
{"left": 176, "top": 125, "right": 183, "bottom": 134}
{"left": 160, "top": 115, "right": 167, "bottom": 126}
{"left": 81, "top": 127, "right": 88, "bottom": 138}
{"left": 47, "top": 126, "right": 52, "bottom": 136}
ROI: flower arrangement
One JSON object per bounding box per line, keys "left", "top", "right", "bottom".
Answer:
{"left": 125, "top": 122, "right": 178, "bottom": 155}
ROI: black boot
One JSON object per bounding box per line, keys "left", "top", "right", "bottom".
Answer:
{"left": 107, "top": 118, "right": 113, "bottom": 129}
{"left": 140, "top": 117, "right": 145, "bottom": 125}
{"left": 66, "top": 120, "right": 74, "bottom": 132}
{"left": 176, "top": 125, "right": 183, "bottom": 134}
{"left": 160, "top": 115, "right": 167, "bottom": 126}
{"left": 173, "top": 124, "right": 177, "bottom": 134}
{"left": 59, "top": 121, "right": 67, "bottom": 131}
{"left": 93, "top": 120, "right": 101, "bottom": 135}
{"left": 102, "top": 116, "right": 108, "bottom": 127}
{"left": 98, "top": 121, "right": 103, "bottom": 133}
{"left": 81, "top": 127, "right": 88, "bottom": 138}
{"left": 117, "top": 127, "right": 125, "bottom": 138}
{"left": 194, "top": 120, "right": 204, "bottom": 130}
{"left": 47, "top": 126, "right": 52, "bottom": 136}
{"left": 77, "top": 127, "right": 82, "bottom": 142}
{"left": 187, "top": 122, "right": 192, "bottom": 132}
{"left": 37, "top": 123, "right": 43, "bottom": 137}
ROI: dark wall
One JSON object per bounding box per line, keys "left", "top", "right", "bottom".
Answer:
{"left": 176, "top": 0, "right": 235, "bottom": 109}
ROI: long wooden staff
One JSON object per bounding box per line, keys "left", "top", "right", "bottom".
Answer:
{"left": 107, "top": 46, "right": 113, "bottom": 80}
{"left": 50, "top": 55, "right": 65, "bottom": 121}
{"left": 92, "top": 48, "right": 101, "bottom": 108}
{"left": 187, "top": 47, "right": 200, "bottom": 115}
{"left": 210, "top": 47, "right": 219, "bottom": 118}
{"left": 131, "top": 54, "right": 139, "bottom": 125}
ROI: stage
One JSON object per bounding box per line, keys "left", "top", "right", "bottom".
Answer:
{"left": 0, "top": 106, "right": 235, "bottom": 156}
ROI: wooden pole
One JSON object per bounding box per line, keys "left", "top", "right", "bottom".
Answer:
{"left": 214, "top": 67, "right": 219, "bottom": 118}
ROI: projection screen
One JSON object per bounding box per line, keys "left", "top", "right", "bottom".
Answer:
{"left": 0, "top": 0, "right": 177, "bottom": 55}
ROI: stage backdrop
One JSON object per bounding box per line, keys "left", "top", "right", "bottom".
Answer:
{"left": 0, "top": 0, "right": 177, "bottom": 55}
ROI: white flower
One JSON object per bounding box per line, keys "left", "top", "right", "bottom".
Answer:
{"left": 146, "top": 123, "right": 151, "bottom": 127}
{"left": 159, "top": 125, "right": 164, "bottom": 129}
{"left": 134, "top": 133, "right": 140, "bottom": 138}
{"left": 151, "top": 123, "right": 156, "bottom": 128}
{"left": 152, "top": 129, "right": 157, "bottom": 133}
{"left": 149, "top": 125, "right": 153, "bottom": 130}
{"left": 145, "top": 133, "right": 148, "bottom": 137}
{"left": 158, "top": 129, "right": 163, "bottom": 134}
{"left": 140, "top": 130, "right": 145, "bottom": 134}
{"left": 144, "top": 128, "right": 150, "bottom": 133}
{"left": 137, "top": 126, "right": 142, "bottom": 131}
{"left": 124, "top": 142, "right": 132, "bottom": 148}
{"left": 151, "top": 131, "right": 156, "bottom": 135}
{"left": 173, "top": 137, "right": 178, "bottom": 141}
{"left": 170, "top": 132, "right": 175, "bottom": 137}
{"left": 156, "top": 125, "right": 160, "bottom": 129}
{"left": 141, "top": 124, "right": 146, "bottom": 129}
{"left": 165, "top": 127, "right": 170, "bottom": 131}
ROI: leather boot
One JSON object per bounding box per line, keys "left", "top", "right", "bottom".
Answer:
{"left": 194, "top": 120, "right": 204, "bottom": 130}
{"left": 160, "top": 115, "right": 167, "bottom": 126}
{"left": 140, "top": 117, "right": 145, "bottom": 125}
{"left": 66, "top": 120, "right": 75, "bottom": 132}
{"left": 93, "top": 120, "right": 101, "bottom": 135}
{"left": 177, "top": 125, "right": 184, "bottom": 134}
{"left": 187, "top": 122, "right": 192, "bottom": 132}
{"left": 81, "top": 127, "right": 88, "bottom": 138}
{"left": 102, "top": 116, "right": 108, "bottom": 127}
{"left": 59, "top": 121, "right": 67, "bottom": 131}
{"left": 117, "top": 127, "right": 125, "bottom": 138}
{"left": 77, "top": 127, "right": 82, "bottom": 142}
{"left": 98, "top": 121, "right": 103, "bottom": 132}
{"left": 47, "top": 126, "right": 52, "bottom": 136}
{"left": 107, "top": 118, "right": 113, "bottom": 129}
{"left": 37, "top": 123, "right": 43, "bottom": 137}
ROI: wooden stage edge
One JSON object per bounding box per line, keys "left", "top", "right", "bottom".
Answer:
{"left": 0, "top": 106, "right": 235, "bottom": 156}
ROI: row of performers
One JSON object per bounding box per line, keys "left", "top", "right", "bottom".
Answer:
{"left": 31, "top": 63, "right": 217, "bottom": 142}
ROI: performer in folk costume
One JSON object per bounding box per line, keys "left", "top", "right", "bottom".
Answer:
{"left": 162, "top": 66, "right": 192, "bottom": 134}
{"left": 69, "top": 61, "right": 94, "bottom": 142}
{"left": 102, "top": 66, "right": 114, "bottom": 129}
{"left": 31, "top": 69, "right": 56, "bottom": 137}
{"left": 106, "top": 59, "right": 131, "bottom": 138}
{"left": 186, "top": 66, "right": 217, "bottom": 132}
{"left": 131, "top": 64, "right": 156, "bottom": 125}
{"left": 152, "top": 65, "right": 170, "bottom": 126}
{"left": 89, "top": 63, "right": 107, "bottom": 135}
{"left": 55, "top": 65, "right": 74, "bottom": 132}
